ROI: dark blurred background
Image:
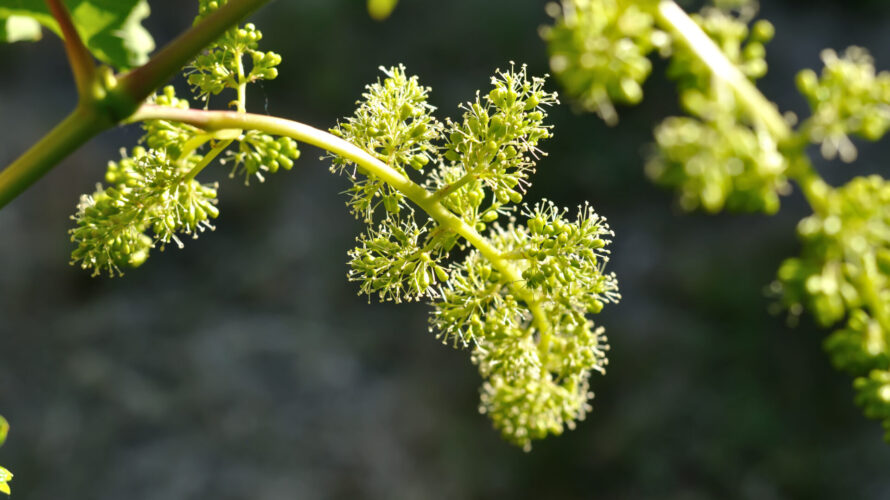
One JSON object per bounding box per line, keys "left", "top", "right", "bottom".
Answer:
{"left": 2, "top": 0, "right": 890, "bottom": 498}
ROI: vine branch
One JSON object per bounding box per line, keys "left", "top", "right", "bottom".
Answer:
{"left": 0, "top": 0, "right": 271, "bottom": 210}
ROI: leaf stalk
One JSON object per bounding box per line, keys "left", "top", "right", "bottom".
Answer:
{"left": 45, "top": 0, "right": 97, "bottom": 99}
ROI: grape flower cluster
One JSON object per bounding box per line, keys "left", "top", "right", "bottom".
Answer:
{"left": 797, "top": 47, "right": 890, "bottom": 163}
{"left": 332, "top": 64, "right": 620, "bottom": 449}
{"left": 776, "top": 46, "right": 890, "bottom": 440}
{"left": 541, "top": 0, "right": 666, "bottom": 125}
{"left": 67, "top": 1, "right": 621, "bottom": 450}
{"left": 777, "top": 176, "right": 890, "bottom": 439}
{"left": 189, "top": 0, "right": 283, "bottom": 103}
{"left": 70, "top": 0, "right": 299, "bottom": 276}
{"left": 546, "top": 0, "right": 890, "bottom": 442}
{"left": 545, "top": 0, "right": 786, "bottom": 214}
{"left": 64, "top": 0, "right": 622, "bottom": 449}
{"left": 647, "top": 4, "right": 786, "bottom": 214}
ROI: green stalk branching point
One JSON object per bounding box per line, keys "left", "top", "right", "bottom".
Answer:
{"left": 0, "top": 0, "right": 271, "bottom": 210}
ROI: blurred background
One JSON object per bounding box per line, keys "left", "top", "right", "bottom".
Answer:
{"left": 2, "top": 0, "right": 890, "bottom": 498}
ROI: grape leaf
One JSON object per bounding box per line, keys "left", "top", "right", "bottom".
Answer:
{"left": 0, "top": 0, "right": 154, "bottom": 69}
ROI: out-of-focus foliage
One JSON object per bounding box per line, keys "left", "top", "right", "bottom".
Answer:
{"left": 541, "top": 0, "right": 666, "bottom": 125}
{"left": 545, "top": 0, "right": 785, "bottom": 214}
{"left": 0, "top": 0, "right": 154, "bottom": 68}
{"left": 797, "top": 47, "right": 890, "bottom": 163}
{"left": 649, "top": 4, "right": 784, "bottom": 214}
{"left": 646, "top": 90, "right": 787, "bottom": 214}
{"left": 777, "top": 176, "right": 890, "bottom": 438}
{"left": 0, "top": 15, "right": 40, "bottom": 43}
{"left": 546, "top": 0, "right": 890, "bottom": 442}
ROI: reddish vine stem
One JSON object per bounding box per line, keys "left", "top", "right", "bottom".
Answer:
{"left": 45, "top": 0, "right": 96, "bottom": 98}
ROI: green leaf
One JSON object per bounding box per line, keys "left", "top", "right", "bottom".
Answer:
{"left": 0, "top": 0, "right": 155, "bottom": 69}
{"left": 0, "top": 14, "right": 41, "bottom": 42}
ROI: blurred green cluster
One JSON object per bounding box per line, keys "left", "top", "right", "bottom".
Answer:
{"left": 333, "top": 66, "right": 620, "bottom": 449}
{"left": 797, "top": 47, "right": 890, "bottom": 163}
{"left": 855, "top": 370, "right": 890, "bottom": 440}
{"left": 367, "top": 0, "right": 399, "bottom": 20}
{"left": 546, "top": 0, "right": 890, "bottom": 442}
{"left": 777, "top": 176, "right": 890, "bottom": 439}
{"left": 666, "top": 6, "right": 773, "bottom": 90}
{"left": 545, "top": 0, "right": 786, "bottom": 214}
{"left": 647, "top": 92, "right": 787, "bottom": 213}
{"left": 649, "top": 5, "right": 785, "bottom": 214}
{"left": 542, "top": 0, "right": 666, "bottom": 124}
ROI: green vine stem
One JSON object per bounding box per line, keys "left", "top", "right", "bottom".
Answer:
{"left": 0, "top": 104, "right": 108, "bottom": 208}
{"left": 656, "top": 0, "right": 786, "bottom": 140}
{"left": 128, "top": 103, "right": 556, "bottom": 340}
{"left": 0, "top": 0, "right": 270, "bottom": 210}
